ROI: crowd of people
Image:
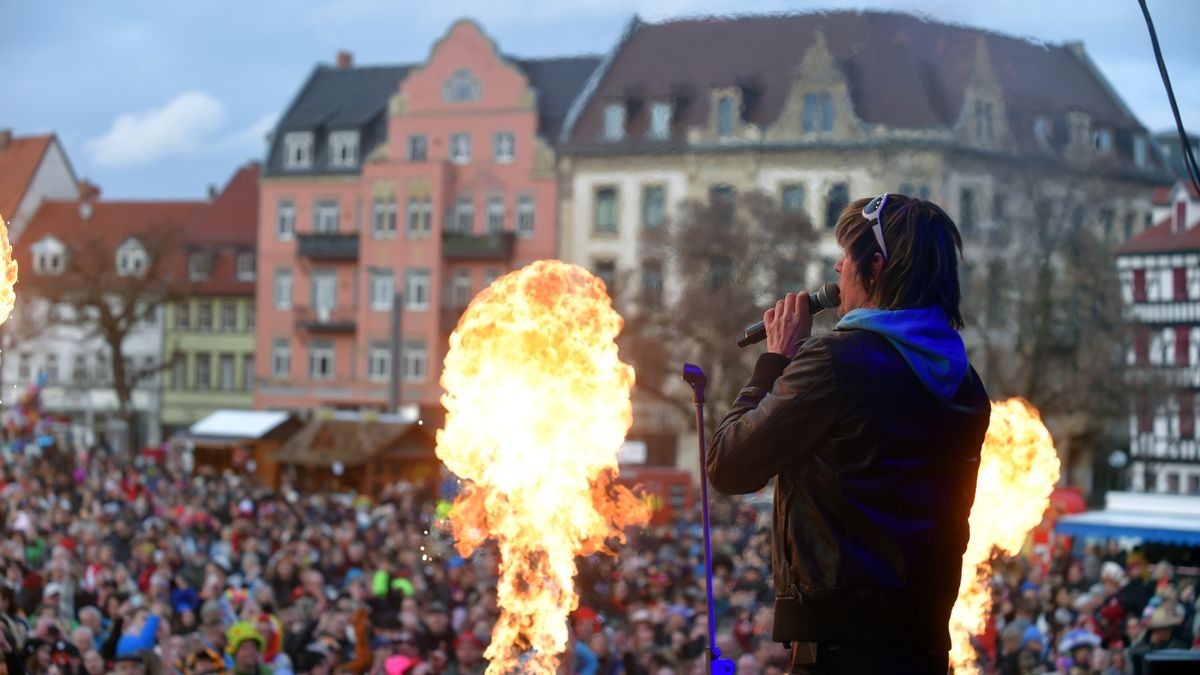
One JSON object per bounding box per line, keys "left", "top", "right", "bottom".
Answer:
{"left": 0, "top": 438, "right": 1196, "bottom": 674}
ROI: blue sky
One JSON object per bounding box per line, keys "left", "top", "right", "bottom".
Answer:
{"left": 1, "top": 0, "right": 1197, "bottom": 200}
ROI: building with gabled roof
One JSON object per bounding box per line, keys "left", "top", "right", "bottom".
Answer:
{"left": 0, "top": 129, "right": 80, "bottom": 242}
{"left": 1116, "top": 179, "right": 1200, "bottom": 495}
{"left": 255, "top": 20, "right": 600, "bottom": 415}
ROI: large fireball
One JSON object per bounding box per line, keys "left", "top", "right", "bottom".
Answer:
{"left": 0, "top": 215, "right": 17, "bottom": 326}
{"left": 949, "top": 398, "right": 1061, "bottom": 674}
{"left": 436, "top": 260, "right": 651, "bottom": 674}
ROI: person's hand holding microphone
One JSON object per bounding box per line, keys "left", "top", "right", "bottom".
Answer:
{"left": 764, "top": 291, "right": 813, "bottom": 360}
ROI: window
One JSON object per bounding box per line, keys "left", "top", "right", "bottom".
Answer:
{"left": 453, "top": 197, "right": 474, "bottom": 233}
{"left": 401, "top": 341, "right": 427, "bottom": 382}
{"left": 283, "top": 132, "right": 314, "bottom": 170}
{"left": 1176, "top": 201, "right": 1188, "bottom": 233}
{"left": 372, "top": 198, "right": 397, "bottom": 239}
{"left": 641, "top": 259, "right": 663, "bottom": 308}
{"left": 43, "top": 354, "right": 58, "bottom": 383}
{"left": 236, "top": 252, "right": 256, "bottom": 281}
{"left": 274, "top": 268, "right": 293, "bottom": 310}
{"left": 32, "top": 237, "right": 66, "bottom": 275}
{"left": 313, "top": 200, "right": 339, "bottom": 233}
{"left": 648, "top": 102, "right": 671, "bottom": 140}
{"left": 1167, "top": 472, "right": 1181, "bottom": 494}
{"left": 174, "top": 301, "right": 190, "bottom": 330}
{"left": 406, "top": 197, "right": 433, "bottom": 238}
{"left": 407, "top": 135, "right": 427, "bottom": 161}
{"left": 493, "top": 132, "right": 515, "bottom": 163}
{"left": 974, "top": 101, "right": 994, "bottom": 142}
{"left": 71, "top": 354, "right": 86, "bottom": 384}
{"left": 276, "top": 200, "right": 296, "bottom": 240}
{"left": 603, "top": 103, "right": 625, "bottom": 140}
{"left": 516, "top": 195, "right": 534, "bottom": 238}
{"left": 483, "top": 268, "right": 502, "bottom": 288}
{"left": 197, "top": 301, "right": 213, "bottom": 332}
{"left": 781, "top": 184, "right": 805, "bottom": 213}
{"left": 1175, "top": 268, "right": 1188, "bottom": 301}
{"left": 642, "top": 186, "right": 665, "bottom": 231}
{"left": 218, "top": 353, "right": 236, "bottom": 390}
{"left": 271, "top": 339, "right": 291, "bottom": 378}
{"left": 311, "top": 270, "right": 337, "bottom": 311}
{"left": 486, "top": 195, "right": 504, "bottom": 233}
{"left": 367, "top": 343, "right": 391, "bottom": 382}
{"left": 188, "top": 251, "right": 211, "bottom": 281}
{"left": 194, "top": 352, "right": 211, "bottom": 391}
{"left": 245, "top": 302, "right": 255, "bottom": 332}
{"left": 405, "top": 268, "right": 431, "bottom": 310}
{"left": 959, "top": 188, "right": 976, "bottom": 233}
{"left": 825, "top": 182, "right": 849, "bottom": 230}
{"left": 1093, "top": 128, "right": 1113, "bottom": 154}
{"left": 171, "top": 353, "right": 187, "bottom": 389}
{"left": 94, "top": 352, "right": 110, "bottom": 384}
{"left": 708, "top": 256, "right": 733, "bottom": 290}
{"left": 710, "top": 184, "right": 735, "bottom": 229}
{"left": 116, "top": 239, "right": 147, "bottom": 277}
{"left": 716, "top": 95, "right": 734, "bottom": 138}
{"left": 594, "top": 187, "right": 618, "bottom": 234}
{"left": 1190, "top": 476, "right": 1200, "bottom": 495}
{"left": 17, "top": 353, "right": 30, "bottom": 382}
{"left": 369, "top": 269, "right": 394, "bottom": 312}
{"left": 1177, "top": 326, "right": 1191, "bottom": 365}
{"left": 443, "top": 69, "right": 480, "bottom": 103}
{"left": 450, "top": 268, "right": 472, "bottom": 307}
{"left": 308, "top": 341, "right": 334, "bottom": 380}
{"left": 328, "top": 130, "right": 359, "bottom": 168}
{"left": 217, "top": 301, "right": 236, "bottom": 332}
{"left": 241, "top": 354, "right": 254, "bottom": 391}
{"left": 803, "top": 93, "right": 834, "bottom": 132}
{"left": 450, "top": 134, "right": 471, "bottom": 164}
{"left": 1134, "top": 135, "right": 1147, "bottom": 168}
{"left": 594, "top": 260, "right": 616, "bottom": 293}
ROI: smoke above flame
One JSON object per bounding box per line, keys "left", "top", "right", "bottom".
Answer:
{"left": 0, "top": 215, "right": 17, "bottom": 326}
{"left": 949, "top": 398, "right": 1061, "bottom": 674}
{"left": 436, "top": 260, "right": 651, "bottom": 674}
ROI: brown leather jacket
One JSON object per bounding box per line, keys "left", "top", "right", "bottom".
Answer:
{"left": 707, "top": 328, "right": 990, "bottom": 648}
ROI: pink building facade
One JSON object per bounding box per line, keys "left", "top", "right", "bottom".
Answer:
{"left": 256, "top": 21, "right": 598, "bottom": 412}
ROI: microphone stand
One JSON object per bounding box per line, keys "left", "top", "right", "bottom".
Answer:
{"left": 681, "top": 363, "right": 735, "bottom": 675}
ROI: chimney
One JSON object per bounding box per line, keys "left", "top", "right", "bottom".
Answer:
{"left": 336, "top": 50, "right": 353, "bottom": 69}
{"left": 0, "top": 129, "right": 10, "bottom": 151}
{"left": 208, "top": 184, "right": 218, "bottom": 201}
{"left": 79, "top": 180, "right": 101, "bottom": 202}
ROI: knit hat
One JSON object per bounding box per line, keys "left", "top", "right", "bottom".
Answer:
{"left": 226, "top": 621, "right": 266, "bottom": 654}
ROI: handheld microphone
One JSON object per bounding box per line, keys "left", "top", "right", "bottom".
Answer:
{"left": 736, "top": 283, "right": 840, "bottom": 348}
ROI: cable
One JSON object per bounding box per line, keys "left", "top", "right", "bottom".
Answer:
{"left": 1138, "top": 0, "right": 1200, "bottom": 193}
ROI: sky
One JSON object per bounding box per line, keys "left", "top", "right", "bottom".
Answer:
{"left": 1, "top": 0, "right": 1197, "bottom": 200}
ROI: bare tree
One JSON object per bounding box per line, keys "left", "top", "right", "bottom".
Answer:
{"left": 619, "top": 189, "right": 820, "bottom": 433}
{"left": 16, "top": 223, "right": 184, "bottom": 453}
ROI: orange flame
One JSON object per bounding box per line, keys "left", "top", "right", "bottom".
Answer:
{"left": 436, "top": 260, "right": 651, "bottom": 674}
{"left": 0, "top": 214, "right": 17, "bottom": 326}
{"left": 949, "top": 398, "right": 1061, "bottom": 674}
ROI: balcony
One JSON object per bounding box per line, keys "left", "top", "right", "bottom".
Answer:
{"left": 298, "top": 233, "right": 359, "bottom": 261}
{"left": 442, "top": 231, "right": 515, "bottom": 261}
{"left": 295, "top": 305, "right": 357, "bottom": 333}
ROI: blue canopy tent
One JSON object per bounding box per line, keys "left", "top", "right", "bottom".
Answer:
{"left": 1054, "top": 491, "right": 1200, "bottom": 546}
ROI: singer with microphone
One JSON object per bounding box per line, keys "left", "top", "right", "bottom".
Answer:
{"left": 707, "top": 193, "right": 992, "bottom": 674}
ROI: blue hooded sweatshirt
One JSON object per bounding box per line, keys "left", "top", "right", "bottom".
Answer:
{"left": 835, "top": 307, "right": 968, "bottom": 401}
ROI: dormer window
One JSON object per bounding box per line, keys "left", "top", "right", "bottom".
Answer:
{"left": 648, "top": 101, "right": 671, "bottom": 140}
{"left": 1034, "top": 117, "right": 1051, "bottom": 148}
{"left": 716, "top": 96, "right": 734, "bottom": 138}
{"left": 974, "top": 100, "right": 995, "bottom": 143}
{"left": 283, "top": 132, "right": 314, "bottom": 170}
{"left": 32, "top": 236, "right": 65, "bottom": 276}
{"left": 1134, "top": 135, "right": 1147, "bottom": 168}
{"left": 1176, "top": 200, "right": 1188, "bottom": 234}
{"left": 603, "top": 103, "right": 625, "bottom": 141}
{"left": 236, "top": 251, "right": 256, "bottom": 281}
{"left": 802, "top": 93, "right": 834, "bottom": 133}
{"left": 443, "top": 69, "right": 481, "bottom": 103}
{"left": 116, "top": 239, "right": 148, "bottom": 277}
{"left": 328, "top": 130, "right": 359, "bottom": 168}
{"left": 1093, "top": 128, "right": 1113, "bottom": 154}
{"left": 188, "top": 251, "right": 212, "bottom": 281}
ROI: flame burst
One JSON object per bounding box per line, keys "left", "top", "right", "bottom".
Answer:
{"left": 436, "top": 260, "right": 651, "bottom": 674}
{"left": 949, "top": 398, "right": 1061, "bottom": 674}
{"left": 0, "top": 215, "right": 17, "bottom": 325}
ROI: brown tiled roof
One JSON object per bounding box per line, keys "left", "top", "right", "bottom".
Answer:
{"left": 177, "top": 163, "right": 260, "bottom": 296}
{"left": 1116, "top": 217, "right": 1200, "bottom": 255}
{"left": 16, "top": 199, "right": 207, "bottom": 290}
{"left": 0, "top": 135, "right": 54, "bottom": 220}
{"left": 567, "top": 11, "right": 1145, "bottom": 155}
{"left": 1152, "top": 182, "right": 1200, "bottom": 205}
{"left": 274, "top": 417, "right": 433, "bottom": 467}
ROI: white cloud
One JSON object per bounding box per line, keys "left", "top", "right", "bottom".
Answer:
{"left": 213, "top": 113, "right": 277, "bottom": 155}
{"left": 85, "top": 91, "right": 226, "bottom": 168}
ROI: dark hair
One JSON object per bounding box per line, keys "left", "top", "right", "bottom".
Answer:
{"left": 834, "top": 194, "right": 964, "bottom": 329}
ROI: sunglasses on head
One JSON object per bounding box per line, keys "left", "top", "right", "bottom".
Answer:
{"left": 862, "top": 193, "right": 891, "bottom": 262}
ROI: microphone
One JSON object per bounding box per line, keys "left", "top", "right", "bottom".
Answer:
{"left": 736, "top": 283, "right": 841, "bottom": 348}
